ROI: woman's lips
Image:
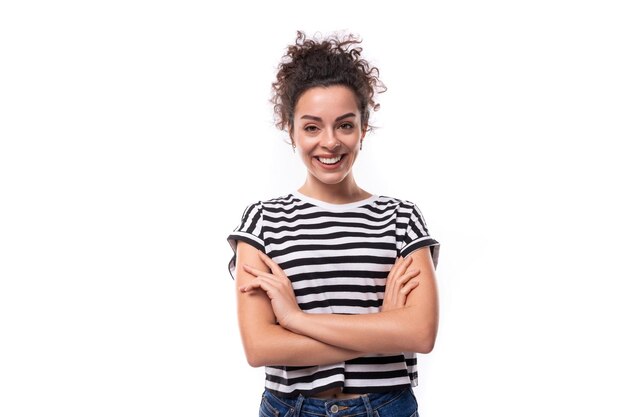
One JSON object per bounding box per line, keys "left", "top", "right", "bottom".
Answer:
{"left": 314, "top": 154, "right": 344, "bottom": 169}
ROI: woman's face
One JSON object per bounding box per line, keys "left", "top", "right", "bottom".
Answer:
{"left": 291, "top": 85, "right": 366, "bottom": 187}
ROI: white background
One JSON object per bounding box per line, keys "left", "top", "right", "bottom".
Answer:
{"left": 1, "top": 1, "right": 625, "bottom": 416}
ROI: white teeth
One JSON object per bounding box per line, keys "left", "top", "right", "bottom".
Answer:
{"left": 318, "top": 155, "right": 342, "bottom": 165}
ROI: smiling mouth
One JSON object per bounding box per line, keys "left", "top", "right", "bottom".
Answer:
{"left": 316, "top": 155, "right": 343, "bottom": 165}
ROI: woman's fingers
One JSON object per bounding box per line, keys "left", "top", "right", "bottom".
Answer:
{"left": 396, "top": 270, "right": 421, "bottom": 300}
{"left": 382, "top": 257, "right": 421, "bottom": 311}
{"left": 385, "top": 257, "right": 413, "bottom": 297}
{"left": 239, "top": 276, "right": 275, "bottom": 293}
{"left": 400, "top": 277, "right": 420, "bottom": 295}
{"left": 242, "top": 264, "right": 261, "bottom": 275}
{"left": 387, "top": 256, "right": 402, "bottom": 282}
{"left": 396, "top": 268, "right": 421, "bottom": 286}
{"left": 382, "top": 258, "right": 400, "bottom": 311}
{"left": 386, "top": 256, "right": 408, "bottom": 291}
{"left": 239, "top": 264, "right": 301, "bottom": 327}
{"left": 387, "top": 256, "right": 413, "bottom": 284}
{"left": 394, "top": 257, "right": 413, "bottom": 279}
{"left": 257, "top": 250, "right": 288, "bottom": 279}
{"left": 395, "top": 278, "right": 420, "bottom": 307}
{"left": 242, "top": 264, "right": 276, "bottom": 280}
{"left": 390, "top": 256, "right": 409, "bottom": 281}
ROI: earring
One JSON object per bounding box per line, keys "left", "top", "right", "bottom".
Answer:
{"left": 292, "top": 143, "right": 296, "bottom": 153}
{"left": 360, "top": 140, "right": 363, "bottom": 150}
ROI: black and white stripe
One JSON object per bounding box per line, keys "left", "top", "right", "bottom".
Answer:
{"left": 227, "top": 191, "right": 439, "bottom": 397}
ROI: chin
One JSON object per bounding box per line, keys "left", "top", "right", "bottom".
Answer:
{"left": 311, "top": 173, "right": 349, "bottom": 185}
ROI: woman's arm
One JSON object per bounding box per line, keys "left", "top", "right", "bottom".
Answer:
{"left": 244, "top": 247, "right": 438, "bottom": 354}
{"left": 234, "top": 241, "right": 364, "bottom": 367}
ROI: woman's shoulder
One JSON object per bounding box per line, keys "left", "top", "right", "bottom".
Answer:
{"left": 374, "top": 194, "right": 436, "bottom": 221}
{"left": 241, "top": 193, "right": 297, "bottom": 210}
{"left": 376, "top": 194, "right": 420, "bottom": 208}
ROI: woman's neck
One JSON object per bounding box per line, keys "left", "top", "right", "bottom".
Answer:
{"left": 297, "top": 175, "right": 371, "bottom": 205}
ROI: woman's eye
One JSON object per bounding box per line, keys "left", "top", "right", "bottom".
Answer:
{"left": 304, "top": 125, "right": 319, "bottom": 132}
{"left": 339, "top": 123, "right": 354, "bottom": 130}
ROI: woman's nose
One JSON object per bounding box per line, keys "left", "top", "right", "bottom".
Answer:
{"left": 321, "top": 130, "right": 340, "bottom": 150}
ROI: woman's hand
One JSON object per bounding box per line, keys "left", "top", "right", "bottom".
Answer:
{"left": 239, "top": 250, "right": 302, "bottom": 328}
{"left": 381, "top": 256, "right": 421, "bottom": 312}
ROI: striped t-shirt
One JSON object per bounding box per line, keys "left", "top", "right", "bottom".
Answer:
{"left": 227, "top": 190, "right": 439, "bottom": 398}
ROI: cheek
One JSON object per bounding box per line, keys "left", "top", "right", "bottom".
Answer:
{"left": 294, "top": 138, "right": 316, "bottom": 154}
{"left": 296, "top": 146, "right": 313, "bottom": 162}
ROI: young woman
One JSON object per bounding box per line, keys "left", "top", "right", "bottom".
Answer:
{"left": 227, "top": 31, "right": 440, "bottom": 417}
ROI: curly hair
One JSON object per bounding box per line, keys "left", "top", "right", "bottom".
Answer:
{"left": 271, "top": 31, "right": 386, "bottom": 136}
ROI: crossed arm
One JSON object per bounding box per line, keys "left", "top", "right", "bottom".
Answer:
{"left": 234, "top": 241, "right": 438, "bottom": 368}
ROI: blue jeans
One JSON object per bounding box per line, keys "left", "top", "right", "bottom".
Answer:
{"left": 259, "top": 388, "right": 419, "bottom": 417}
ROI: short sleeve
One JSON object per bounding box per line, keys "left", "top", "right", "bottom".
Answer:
{"left": 227, "top": 201, "right": 265, "bottom": 279}
{"left": 398, "top": 201, "right": 440, "bottom": 269}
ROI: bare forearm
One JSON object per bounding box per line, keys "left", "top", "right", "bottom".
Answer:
{"left": 284, "top": 306, "right": 437, "bottom": 354}
{"left": 236, "top": 243, "right": 364, "bottom": 368}
{"left": 283, "top": 249, "right": 439, "bottom": 354}
{"left": 243, "top": 323, "right": 364, "bottom": 367}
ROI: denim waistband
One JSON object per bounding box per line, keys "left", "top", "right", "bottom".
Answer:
{"left": 261, "top": 388, "right": 416, "bottom": 417}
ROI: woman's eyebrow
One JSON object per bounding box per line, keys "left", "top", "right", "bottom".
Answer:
{"left": 300, "top": 115, "right": 322, "bottom": 121}
{"left": 335, "top": 112, "right": 356, "bottom": 121}
{"left": 300, "top": 112, "right": 356, "bottom": 122}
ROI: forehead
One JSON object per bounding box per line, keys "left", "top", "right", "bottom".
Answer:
{"left": 294, "top": 85, "right": 360, "bottom": 118}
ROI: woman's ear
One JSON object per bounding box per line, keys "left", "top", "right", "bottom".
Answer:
{"left": 288, "top": 127, "right": 296, "bottom": 152}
